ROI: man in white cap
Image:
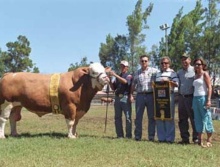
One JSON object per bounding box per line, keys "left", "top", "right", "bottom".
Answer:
{"left": 109, "top": 60, "right": 132, "bottom": 138}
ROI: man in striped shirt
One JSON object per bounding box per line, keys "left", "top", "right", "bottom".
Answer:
{"left": 155, "top": 56, "right": 179, "bottom": 143}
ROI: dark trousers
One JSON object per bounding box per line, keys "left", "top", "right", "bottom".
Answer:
{"left": 178, "top": 95, "right": 198, "bottom": 141}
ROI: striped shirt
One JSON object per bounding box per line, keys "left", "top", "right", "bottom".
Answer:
{"left": 177, "top": 65, "right": 195, "bottom": 95}
{"left": 156, "top": 68, "right": 179, "bottom": 90}
{"left": 132, "top": 67, "right": 159, "bottom": 93}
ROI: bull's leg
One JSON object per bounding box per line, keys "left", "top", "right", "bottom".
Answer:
{"left": 65, "top": 119, "right": 77, "bottom": 139}
{"left": 0, "top": 102, "right": 13, "bottom": 138}
{"left": 9, "top": 106, "right": 22, "bottom": 137}
{"left": 72, "top": 119, "right": 79, "bottom": 138}
{"left": 0, "top": 117, "right": 7, "bottom": 138}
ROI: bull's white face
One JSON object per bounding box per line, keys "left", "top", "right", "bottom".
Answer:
{"left": 89, "top": 63, "right": 109, "bottom": 90}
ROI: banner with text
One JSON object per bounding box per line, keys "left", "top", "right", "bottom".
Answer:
{"left": 153, "top": 81, "right": 172, "bottom": 120}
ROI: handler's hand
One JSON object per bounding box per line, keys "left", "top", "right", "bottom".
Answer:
{"left": 130, "top": 95, "right": 134, "bottom": 103}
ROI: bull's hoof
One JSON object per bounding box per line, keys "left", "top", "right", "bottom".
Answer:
{"left": 0, "top": 135, "right": 6, "bottom": 139}
{"left": 68, "top": 132, "right": 78, "bottom": 139}
{"left": 68, "top": 134, "right": 77, "bottom": 139}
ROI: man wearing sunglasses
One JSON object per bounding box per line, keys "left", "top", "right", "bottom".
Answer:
{"left": 130, "top": 55, "right": 159, "bottom": 141}
{"left": 155, "top": 56, "right": 179, "bottom": 143}
{"left": 177, "top": 53, "right": 198, "bottom": 144}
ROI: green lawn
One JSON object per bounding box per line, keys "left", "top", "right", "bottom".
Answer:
{"left": 0, "top": 105, "right": 220, "bottom": 167}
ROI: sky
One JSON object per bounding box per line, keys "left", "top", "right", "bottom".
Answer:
{"left": 0, "top": 0, "right": 211, "bottom": 73}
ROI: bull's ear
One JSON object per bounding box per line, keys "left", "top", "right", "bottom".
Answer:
{"left": 72, "top": 67, "right": 89, "bottom": 83}
{"left": 105, "top": 66, "right": 111, "bottom": 73}
{"left": 81, "top": 67, "right": 89, "bottom": 75}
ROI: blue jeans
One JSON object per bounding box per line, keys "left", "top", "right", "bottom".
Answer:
{"left": 135, "top": 93, "right": 155, "bottom": 140}
{"left": 114, "top": 96, "right": 132, "bottom": 138}
{"left": 156, "top": 93, "right": 175, "bottom": 142}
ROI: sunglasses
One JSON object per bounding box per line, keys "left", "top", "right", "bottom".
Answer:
{"left": 161, "top": 62, "right": 169, "bottom": 65}
{"left": 141, "top": 60, "right": 148, "bottom": 63}
{"left": 194, "top": 63, "right": 203, "bottom": 67}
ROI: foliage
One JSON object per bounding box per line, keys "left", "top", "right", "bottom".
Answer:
{"left": 0, "top": 49, "right": 5, "bottom": 77}
{"left": 0, "top": 105, "right": 220, "bottom": 167}
{"left": 167, "top": 1, "right": 205, "bottom": 70}
{"left": 0, "top": 35, "right": 39, "bottom": 76}
{"left": 68, "top": 56, "right": 90, "bottom": 71}
{"left": 98, "top": 0, "right": 220, "bottom": 75}
{"left": 149, "top": 44, "right": 160, "bottom": 68}
{"left": 126, "top": 0, "right": 153, "bottom": 73}
{"left": 99, "top": 34, "right": 130, "bottom": 73}
{"left": 202, "top": 0, "right": 220, "bottom": 74}
{"left": 157, "top": 0, "right": 220, "bottom": 72}
{"left": 32, "top": 66, "right": 40, "bottom": 73}
{"left": 99, "top": 34, "right": 115, "bottom": 68}
{"left": 99, "top": 0, "right": 153, "bottom": 74}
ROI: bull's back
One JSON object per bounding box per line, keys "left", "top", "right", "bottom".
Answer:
{"left": 0, "top": 72, "right": 51, "bottom": 108}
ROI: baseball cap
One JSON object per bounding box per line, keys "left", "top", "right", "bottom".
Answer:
{"left": 181, "top": 53, "right": 190, "bottom": 58}
{"left": 120, "top": 60, "right": 129, "bottom": 67}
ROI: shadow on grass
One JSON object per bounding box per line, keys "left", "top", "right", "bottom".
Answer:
{"left": 5, "top": 133, "right": 116, "bottom": 140}
{"left": 6, "top": 132, "right": 67, "bottom": 139}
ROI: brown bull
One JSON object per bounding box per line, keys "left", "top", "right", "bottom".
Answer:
{"left": 0, "top": 63, "right": 110, "bottom": 139}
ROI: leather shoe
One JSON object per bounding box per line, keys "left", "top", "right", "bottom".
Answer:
{"left": 135, "top": 138, "right": 141, "bottom": 141}
{"left": 193, "top": 139, "right": 199, "bottom": 144}
{"left": 178, "top": 140, "right": 190, "bottom": 144}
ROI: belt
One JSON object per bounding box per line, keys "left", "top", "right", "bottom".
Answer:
{"left": 116, "top": 94, "right": 124, "bottom": 98}
{"left": 179, "top": 94, "right": 193, "bottom": 98}
{"left": 137, "top": 92, "right": 153, "bottom": 95}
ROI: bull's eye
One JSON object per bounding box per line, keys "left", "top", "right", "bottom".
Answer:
{"left": 93, "top": 72, "right": 98, "bottom": 76}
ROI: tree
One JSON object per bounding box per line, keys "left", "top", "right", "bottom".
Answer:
{"left": 68, "top": 56, "right": 90, "bottom": 71}
{"left": 0, "top": 35, "right": 38, "bottom": 74}
{"left": 99, "top": 34, "right": 117, "bottom": 69}
{"left": 162, "top": 1, "right": 205, "bottom": 70}
{"left": 112, "top": 35, "right": 130, "bottom": 73}
{"left": 202, "top": 0, "right": 220, "bottom": 75}
{"left": 32, "top": 66, "right": 40, "bottom": 73}
{"left": 127, "top": 0, "right": 153, "bottom": 73}
{"left": 149, "top": 44, "right": 160, "bottom": 68}
{"left": 99, "top": 34, "right": 130, "bottom": 73}
{"left": 158, "top": 0, "right": 220, "bottom": 72}
{"left": 0, "top": 49, "right": 6, "bottom": 77}
{"left": 165, "top": 7, "right": 184, "bottom": 70}
{"left": 98, "top": 0, "right": 153, "bottom": 73}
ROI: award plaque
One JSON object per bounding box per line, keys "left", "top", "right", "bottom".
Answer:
{"left": 152, "top": 81, "right": 172, "bottom": 120}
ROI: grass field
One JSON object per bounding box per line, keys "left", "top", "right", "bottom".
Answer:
{"left": 0, "top": 104, "right": 220, "bottom": 167}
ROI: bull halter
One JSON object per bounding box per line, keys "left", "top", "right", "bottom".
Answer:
{"left": 90, "top": 73, "right": 103, "bottom": 82}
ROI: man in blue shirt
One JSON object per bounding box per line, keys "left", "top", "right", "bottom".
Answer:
{"left": 177, "top": 53, "right": 198, "bottom": 144}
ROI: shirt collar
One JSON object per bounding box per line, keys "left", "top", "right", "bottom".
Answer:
{"left": 162, "top": 68, "right": 173, "bottom": 72}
